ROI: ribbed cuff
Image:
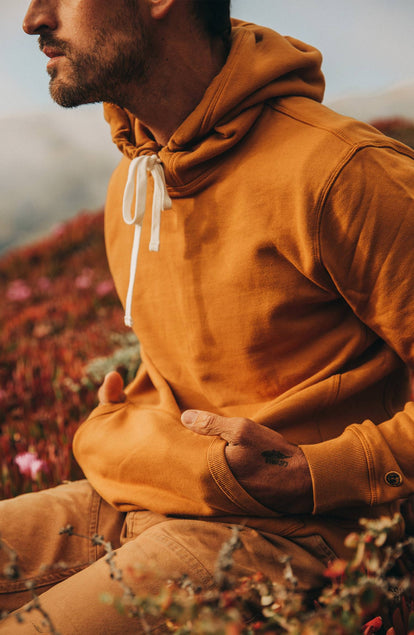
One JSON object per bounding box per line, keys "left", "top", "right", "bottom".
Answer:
{"left": 300, "top": 426, "right": 373, "bottom": 514}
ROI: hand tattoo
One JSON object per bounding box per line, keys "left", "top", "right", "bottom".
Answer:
{"left": 261, "top": 450, "right": 292, "bottom": 467}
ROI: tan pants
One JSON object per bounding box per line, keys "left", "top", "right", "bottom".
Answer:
{"left": 0, "top": 481, "right": 336, "bottom": 634}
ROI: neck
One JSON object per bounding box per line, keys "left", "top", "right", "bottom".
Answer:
{"left": 120, "top": 36, "right": 228, "bottom": 147}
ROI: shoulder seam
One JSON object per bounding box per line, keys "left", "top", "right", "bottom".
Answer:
{"left": 268, "top": 101, "right": 414, "bottom": 159}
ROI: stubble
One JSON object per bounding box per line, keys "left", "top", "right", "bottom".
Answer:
{"left": 40, "top": 13, "right": 151, "bottom": 109}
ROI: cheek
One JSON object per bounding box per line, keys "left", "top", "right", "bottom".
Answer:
{"left": 69, "top": 0, "right": 108, "bottom": 38}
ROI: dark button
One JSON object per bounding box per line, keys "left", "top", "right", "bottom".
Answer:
{"left": 384, "top": 471, "right": 403, "bottom": 487}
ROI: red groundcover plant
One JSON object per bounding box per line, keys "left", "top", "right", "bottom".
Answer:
{"left": 0, "top": 210, "right": 139, "bottom": 498}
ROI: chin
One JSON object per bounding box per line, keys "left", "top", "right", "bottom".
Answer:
{"left": 49, "top": 80, "right": 96, "bottom": 109}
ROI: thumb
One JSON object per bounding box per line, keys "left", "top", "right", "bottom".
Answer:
{"left": 181, "top": 410, "right": 243, "bottom": 444}
{"left": 98, "top": 371, "right": 126, "bottom": 405}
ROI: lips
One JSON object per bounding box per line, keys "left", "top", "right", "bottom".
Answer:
{"left": 42, "top": 46, "right": 64, "bottom": 60}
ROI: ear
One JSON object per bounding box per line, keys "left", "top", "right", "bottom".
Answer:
{"left": 147, "top": 0, "right": 176, "bottom": 20}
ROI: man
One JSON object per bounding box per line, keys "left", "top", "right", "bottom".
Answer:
{"left": 1, "top": 0, "right": 414, "bottom": 632}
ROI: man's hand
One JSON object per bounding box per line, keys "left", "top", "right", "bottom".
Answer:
{"left": 181, "top": 410, "right": 313, "bottom": 514}
{"left": 98, "top": 371, "right": 126, "bottom": 405}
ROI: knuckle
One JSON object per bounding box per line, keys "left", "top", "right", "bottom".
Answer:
{"left": 231, "top": 417, "right": 251, "bottom": 444}
{"left": 198, "top": 413, "right": 218, "bottom": 433}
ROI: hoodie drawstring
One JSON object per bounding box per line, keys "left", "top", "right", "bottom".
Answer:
{"left": 122, "top": 154, "right": 172, "bottom": 327}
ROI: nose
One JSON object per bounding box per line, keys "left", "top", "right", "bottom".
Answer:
{"left": 23, "top": 0, "right": 57, "bottom": 35}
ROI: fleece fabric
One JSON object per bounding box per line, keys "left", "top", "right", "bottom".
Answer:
{"left": 73, "top": 20, "right": 414, "bottom": 555}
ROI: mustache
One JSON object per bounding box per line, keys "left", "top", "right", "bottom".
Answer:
{"left": 38, "top": 35, "right": 70, "bottom": 55}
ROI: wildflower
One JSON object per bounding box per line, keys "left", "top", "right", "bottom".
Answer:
{"left": 344, "top": 532, "right": 359, "bottom": 549}
{"left": 323, "top": 559, "right": 347, "bottom": 579}
{"left": 6, "top": 279, "right": 32, "bottom": 302}
{"left": 96, "top": 279, "right": 115, "bottom": 297}
{"left": 359, "top": 515, "right": 400, "bottom": 533}
{"left": 260, "top": 594, "right": 274, "bottom": 607}
{"left": 362, "top": 616, "right": 382, "bottom": 634}
{"left": 252, "top": 572, "right": 265, "bottom": 583}
{"left": 75, "top": 268, "right": 93, "bottom": 289}
{"left": 14, "top": 452, "right": 47, "bottom": 480}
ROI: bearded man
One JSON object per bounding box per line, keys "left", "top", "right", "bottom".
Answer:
{"left": 1, "top": 0, "right": 414, "bottom": 633}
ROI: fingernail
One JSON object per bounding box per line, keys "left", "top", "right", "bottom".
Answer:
{"left": 181, "top": 410, "right": 198, "bottom": 425}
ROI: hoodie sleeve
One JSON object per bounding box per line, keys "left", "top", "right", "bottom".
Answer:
{"left": 300, "top": 143, "right": 414, "bottom": 514}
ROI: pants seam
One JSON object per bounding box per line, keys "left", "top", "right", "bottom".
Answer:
{"left": 0, "top": 562, "right": 91, "bottom": 594}
{"left": 88, "top": 489, "right": 102, "bottom": 562}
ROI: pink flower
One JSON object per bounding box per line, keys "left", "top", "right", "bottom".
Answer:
{"left": 6, "top": 279, "right": 32, "bottom": 302}
{"left": 96, "top": 279, "right": 115, "bottom": 297}
{"left": 14, "top": 452, "right": 47, "bottom": 480}
{"left": 75, "top": 268, "right": 93, "bottom": 290}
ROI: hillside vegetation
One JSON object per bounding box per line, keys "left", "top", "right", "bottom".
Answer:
{"left": 0, "top": 210, "right": 139, "bottom": 498}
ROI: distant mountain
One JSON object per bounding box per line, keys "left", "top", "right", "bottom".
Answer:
{"left": 0, "top": 106, "right": 119, "bottom": 253}
{"left": 326, "top": 80, "right": 414, "bottom": 124}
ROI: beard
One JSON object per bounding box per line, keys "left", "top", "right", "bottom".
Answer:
{"left": 40, "top": 23, "right": 151, "bottom": 109}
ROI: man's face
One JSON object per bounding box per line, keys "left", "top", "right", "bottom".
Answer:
{"left": 23, "top": 0, "right": 153, "bottom": 108}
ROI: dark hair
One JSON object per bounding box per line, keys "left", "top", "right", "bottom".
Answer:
{"left": 192, "top": 0, "right": 232, "bottom": 42}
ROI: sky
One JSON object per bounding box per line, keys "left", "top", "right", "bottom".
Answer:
{"left": 1, "top": 0, "right": 414, "bottom": 117}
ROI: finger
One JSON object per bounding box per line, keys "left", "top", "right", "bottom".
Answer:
{"left": 181, "top": 410, "right": 251, "bottom": 444}
{"left": 98, "top": 371, "right": 126, "bottom": 405}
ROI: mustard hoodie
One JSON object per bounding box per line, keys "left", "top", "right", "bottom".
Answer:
{"left": 73, "top": 21, "right": 414, "bottom": 555}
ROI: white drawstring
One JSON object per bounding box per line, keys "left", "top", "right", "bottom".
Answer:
{"left": 122, "top": 154, "right": 172, "bottom": 327}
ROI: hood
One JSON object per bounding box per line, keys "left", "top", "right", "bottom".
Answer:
{"left": 104, "top": 20, "right": 325, "bottom": 192}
